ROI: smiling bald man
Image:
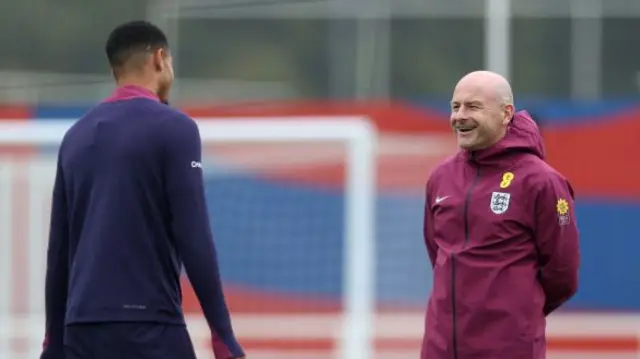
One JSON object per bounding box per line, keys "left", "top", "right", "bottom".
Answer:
{"left": 421, "top": 71, "right": 580, "bottom": 359}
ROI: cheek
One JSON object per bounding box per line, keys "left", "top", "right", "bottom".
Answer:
{"left": 164, "top": 59, "right": 173, "bottom": 74}
{"left": 163, "top": 67, "right": 174, "bottom": 82}
{"left": 475, "top": 120, "right": 495, "bottom": 137}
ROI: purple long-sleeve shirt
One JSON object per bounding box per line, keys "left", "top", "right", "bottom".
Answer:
{"left": 42, "top": 85, "right": 243, "bottom": 359}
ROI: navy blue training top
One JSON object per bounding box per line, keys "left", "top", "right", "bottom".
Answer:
{"left": 42, "top": 85, "right": 243, "bottom": 358}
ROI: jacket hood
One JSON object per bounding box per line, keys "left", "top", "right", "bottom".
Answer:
{"left": 464, "top": 110, "right": 545, "bottom": 165}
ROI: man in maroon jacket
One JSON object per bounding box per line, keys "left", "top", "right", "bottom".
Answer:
{"left": 422, "top": 71, "right": 580, "bottom": 359}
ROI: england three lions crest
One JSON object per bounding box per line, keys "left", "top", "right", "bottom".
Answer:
{"left": 490, "top": 192, "right": 511, "bottom": 214}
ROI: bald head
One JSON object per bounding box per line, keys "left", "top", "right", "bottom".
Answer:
{"left": 455, "top": 71, "right": 513, "bottom": 106}
{"left": 450, "top": 71, "right": 515, "bottom": 150}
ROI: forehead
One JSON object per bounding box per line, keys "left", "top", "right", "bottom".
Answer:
{"left": 451, "top": 82, "right": 497, "bottom": 105}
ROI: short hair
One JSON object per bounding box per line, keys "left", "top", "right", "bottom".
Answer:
{"left": 105, "top": 21, "right": 169, "bottom": 71}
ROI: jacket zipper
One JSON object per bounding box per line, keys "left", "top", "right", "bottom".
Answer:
{"left": 464, "top": 161, "right": 481, "bottom": 248}
{"left": 451, "top": 155, "right": 481, "bottom": 359}
{"left": 450, "top": 255, "right": 458, "bottom": 359}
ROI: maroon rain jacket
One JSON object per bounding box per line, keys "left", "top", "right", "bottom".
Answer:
{"left": 422, "top": 110, "right": 580, "bottom": 359}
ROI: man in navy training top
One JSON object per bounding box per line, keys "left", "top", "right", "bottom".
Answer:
{"left": 40, "top": 21, "right": 245, "bottom": 359}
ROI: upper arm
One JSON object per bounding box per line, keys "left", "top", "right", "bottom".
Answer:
{"left": 47, "top": 155, "right": 70, "bottom": 260}
{"left": 159, "top": 114, "right": 214, "bottom": 247}
{"left": 161, "top": 114, "right": 204, "bottom": 200}
{"left": 532, "top": 169, "right": 580, "bottom": 313}
{"left": 533, "top": 170, "right": 580, "bottom": 270}
{"left": 43, "top": 153, "right": 70, "bottom": 345}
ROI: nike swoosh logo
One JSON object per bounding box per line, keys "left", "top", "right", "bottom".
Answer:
{"left": 435, "top": 195, "right": 450, "bottom": 204}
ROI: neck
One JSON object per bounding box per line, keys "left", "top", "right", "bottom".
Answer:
{"left": 115, "top": 76, "right": 158, "bottom": 97}
{"left": 483, "top": 129, "right": 508, "bottom": 150}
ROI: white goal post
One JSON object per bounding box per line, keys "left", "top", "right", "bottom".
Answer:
{"left": 0, "top": 117, "right": 377, "bottom": 359}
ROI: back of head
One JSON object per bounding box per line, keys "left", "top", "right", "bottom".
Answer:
{"left": 105, "top": 21, "right": 174, "bottom": 103}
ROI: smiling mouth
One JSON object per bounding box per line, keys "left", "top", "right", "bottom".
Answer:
{"left": 456, "top": 127, "right": 476, "bottom": 133}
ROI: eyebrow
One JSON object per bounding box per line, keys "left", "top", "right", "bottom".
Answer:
{"left": 451, "top": 100, "right": 483, "bottom": 106}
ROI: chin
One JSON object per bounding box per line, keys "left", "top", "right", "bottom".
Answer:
{"left": 459, "top": 142, "right": 486, "bottom": 152}
{"left": 457, "top": 139, "right": 476, "bottom": 150}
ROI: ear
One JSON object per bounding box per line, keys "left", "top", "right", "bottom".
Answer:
{"left": 151, "top": 48, "right": 167, "bottom": 72}
{"left": 502, "top": 103, "right": 515, "bottom": 125}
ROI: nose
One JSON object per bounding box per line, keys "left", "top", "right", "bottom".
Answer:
{"left": 450, "top": 110, "right": 467, "bottom": 125}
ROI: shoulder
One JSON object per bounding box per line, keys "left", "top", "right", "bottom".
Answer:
{"left": 427, "top": 152, "right": 465, "bottom": 187}
{"left": 523, "top": 155, "right": 568, "bottom": 183}
{"left": 156, "top": 106, "right": 200, "bottom": 140}
{"left": 59, "top": 106, "right": 100, "bottom": 149}
{"left": 424, "top": 152, "right": 467, "bottom": 199}
{"left": 520, "top": 155, "right": 573, "bottom": 197}
{"left": 155, "top": 104, "right": 194, "bottom": 125}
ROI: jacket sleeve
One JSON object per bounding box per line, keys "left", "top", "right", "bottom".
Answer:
{"left": 424, "top": 180, "right": 438, "bottom": 268}
{"left": 534, "top": 172, "right": 580, "bottom": 316}
{"left": 161, "top": 114, "right": 244, "bottom": 359}
{"left": 41, "top": 156, "right": 70, "bottom": 359}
